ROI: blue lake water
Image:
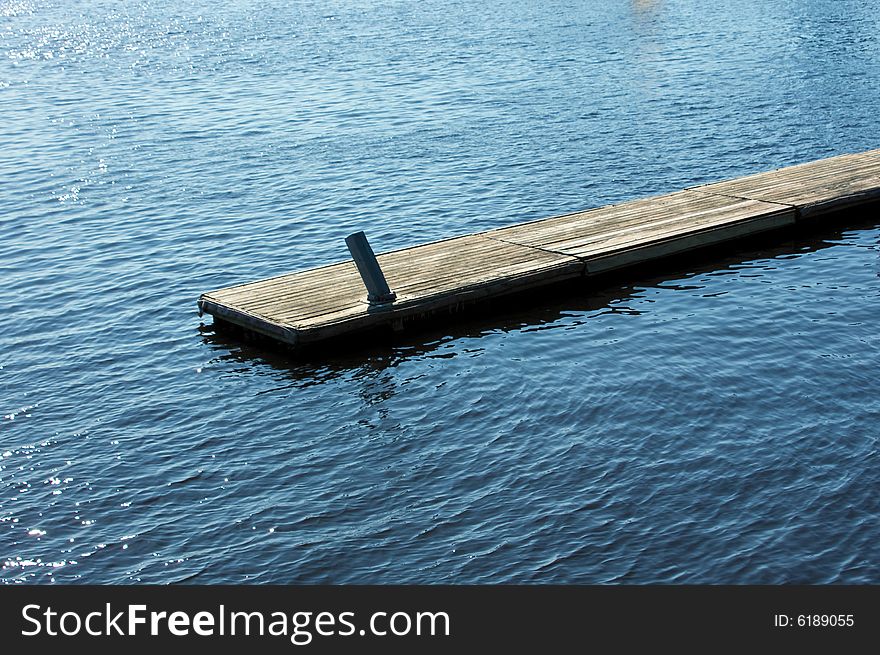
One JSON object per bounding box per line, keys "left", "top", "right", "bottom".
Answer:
{"left": 1, "top": 0, "right": 878, "bottom": 583}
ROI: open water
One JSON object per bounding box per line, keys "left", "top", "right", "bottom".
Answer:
{"left": 1, "top": 0, "right": 878, "bottom": 583}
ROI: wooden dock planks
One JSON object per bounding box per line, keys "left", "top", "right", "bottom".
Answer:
{"left": 487, "top": 191, "right": 795, "bottom": 274}
{"left": 690, "top": 150, "right": 880, "bottom": 216}
{"left": 199, "top": 234, "right": 583, "bottom": 344}
{"left": 198, "top": 149, "right": 880, "bottom": 348}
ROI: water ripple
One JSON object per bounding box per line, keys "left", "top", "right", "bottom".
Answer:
{"left": 1, "top": 0, "right": 879, "bottom": 584}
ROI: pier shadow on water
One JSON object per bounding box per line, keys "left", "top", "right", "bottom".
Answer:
{"left": 198, "top": 206, "right": 879, "bottom": 390}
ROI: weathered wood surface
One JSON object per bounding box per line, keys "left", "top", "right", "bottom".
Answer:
{"left": 199, "top": 234, "right": 582, "bottom": 344}
{"left": 198, "top": 149, "right": 880, "bottom": 348}
{"left": 488, "top": 190, "right": 795, "bottom": 274}
{"left": 691, "top": 150, "right": 880, "bottom": 216}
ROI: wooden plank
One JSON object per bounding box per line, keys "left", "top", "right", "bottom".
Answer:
{"left": 689, "top": 149, "right": 880, "bottom": 216}
{"left": 583, "top": 208, "right": 794, "bottom": 274}
{"left": 200, "top": 234, "right": 583, "bottom": 345}
{"left": 198, "top": 149, "right": 880, "bottom": 349}
{"left": 486, "top": 191, "right": 795, "bottom": 261}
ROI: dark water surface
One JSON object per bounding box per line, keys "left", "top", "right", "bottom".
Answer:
{"left": 1, "top": 0, "right": 878, "bottom": 583}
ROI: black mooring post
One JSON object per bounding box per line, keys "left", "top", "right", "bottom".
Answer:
{"left": 345, "top": 231, "right": 397, "bottom": 304}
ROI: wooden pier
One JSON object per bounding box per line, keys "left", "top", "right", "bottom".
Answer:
{"left": 198, "top": 149, "right": 880, "bottom": 348}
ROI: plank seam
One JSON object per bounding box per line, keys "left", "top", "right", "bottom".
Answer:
{"left": 687, "top": 188, "right": 798, "bottom": 209}
{"left": 482, "top": 233, "right": 587, "bottom": 269}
